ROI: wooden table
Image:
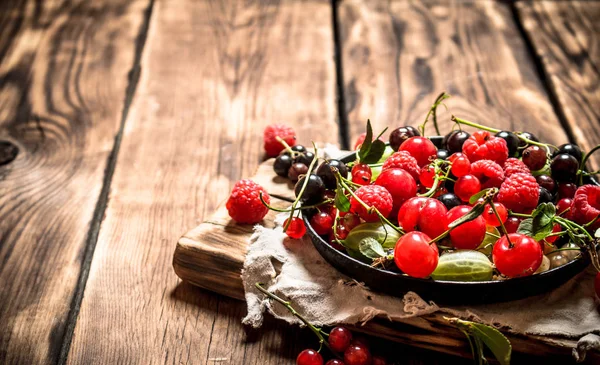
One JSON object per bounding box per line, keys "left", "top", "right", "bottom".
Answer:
{"left": 0, "top": 0, "right": 598, "bottom": 364}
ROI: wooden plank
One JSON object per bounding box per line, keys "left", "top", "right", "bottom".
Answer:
{"left": 339, "top": 0, "right": 568, "bottom": 147}
{"left": 66, "top": 0, "right": 338, "bottom": 363}
{"left": 516, "top": 0, "right": 600, "bottom": 172}
{"left": 0, "top": 1, "right": 151, "bottom": 363}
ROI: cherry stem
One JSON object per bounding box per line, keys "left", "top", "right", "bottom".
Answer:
{"left": 255, "top": 283, "right": 337, "bottom": 356}
{"left": 284, "top": 142, "right": 319, "bottom": 232}
{"left": 420, "top": 92, "right": 450, "bottom": 136}
{"left": 418, "top": 159, "right": 451, "bottom": 198}
{"left": 428, "top": 230, "right": 449, "bottom": 245}
{"left": 259, "top": 193, "right": 332, "bottom": 213}
{"left": 487, "top": 201, "right": 512, "bottom": 247}
{"left": 275, "top": 136, "right": 298, "bottom": 158}
{"left": 579, "top": 144, "right": 600, "bottom": 185}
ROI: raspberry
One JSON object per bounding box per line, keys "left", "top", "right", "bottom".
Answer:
{"left": 226, "top": 179, "right": 270, "bottom": 224}
{"left": 263, "top": 124, "right": 296, "bottom": 157}
{"left": 349, "top": 185, "right": 393, "bottom": 222}
{"left": 462, "top": 131, "right": 508, "bottom": 165}
{"left": 570, "top": 185, "right": 600, "bottom": 230}
{"left": 382, "top": 151, "right": 420, "bottom": 181}
{"left": 470, "top": 160, "right": 505, "bottom": 189}
{"left": 497, "top": 173, "right": 539, "bottom": 213}
{"left": 503, "top": 158, "right": 530, "bottom": 177}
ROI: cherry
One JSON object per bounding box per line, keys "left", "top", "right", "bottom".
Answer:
{"left": 437, "top": 193, "right": 462, "bottom": 211}
{"left": 419, "top": 164, "right": 438, "bottom": 188}
{"left": 595, "top": 273, "right": 600, "bottom": 299}
{"left": 274, "top": 154, "right": 294, "bottom": 177}
{"left": 291, "top": 145, "right": 307, "bottom": 154}
{"left": 550, "top": 154, "right": 579, "bottom": 182}
{"left": 436, "top": 149, "right": 450, "bottom": 160}
{"left": 444, "top": 130, "right": 471, "bottom": 154}
{"left": 329, "top": 326, "right": 353, "bottom": 353}
{"left": 399, "top": 136, "right": 437, "bottom": 167}
{"left": 344, "top": 344, "right": 372, "bottom": 365}
{"left": 310, "top": 212, "right": 334, "bottom": 235}
{"left": 492, "top": 233, "right": 543, "bottom": 278}
{"left": 522, "top": 145, "right": 547, "bottom": 171}
{"left": 556, "top": 198, "right": 572, "bottom": 215}
{"left": 317, "top": 160, "right": 349, "bottom": 189}
{"left": 351, "top": 163, "right": 372, "bottom": 185}
{"left": 397, "top": 197, "right": 428, "bottom": 233}
{"left": 284, "top": 217, "right": 307, "bottom": 239}
{"left": 297, "top": 349, "right": 323, "bottom": 365}
{"left": 553, "top": 143, "right": 583, "bottom": 163}
{"left": 504, "top": 216, "right": 522, "bottom": 234}
{"left": 536, "top": 175, "right": 556, "bottom": 193}
{"left": 295, "top": 175, "right": 326, "bottom": 204}
{"left": 446, "top": 205, "right": 486, "bottom": 249}
{"left": 389, "top": 126, "right": 420, "bottom": 151}
{"left": 375, "top": 168, "right": 417, "bottom": 216}
{"left": 557, "top": 183, "right": 577, "bottom": 199}
{"left": 517, "top": 131, "right": 539, "bottom": 149}
{"left": 394, "top": 231, "right": 439, "bottom": 278}
{"left": 325, "top": 360, "right": 345, "bottom": 365}
{"left": 289, "top": 163, "right": 309, "bottom": 182}
{"left": 481, "top": 202, "right": 508, "bottom": 227}
{"left": 454, "top": 174, "right": 481, "bottom": 202}
{"left": 495, "top": 131, "right": 520, "bottom": 157}
{"left": 342, "top": 213, "right": 361, "bottom": 231}
{"left": 418, "top": 199, "right": 449, "bottom": 239}
{"left": 448, "top": 153, "right": 471, "bottom": 177}
{"left": 538, "top": 187, "right": 554, "bottom": 204}
{"left": 295, "top": 151, "right": 316, "bottom": 166}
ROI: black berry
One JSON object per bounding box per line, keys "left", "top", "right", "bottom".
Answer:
{"left": 316, "top": 159, "right": 348, "bottom": 189}
{"left": 274, "top": 154, "right": 293, "bottom": 177}
{"left": 517, "top": 131, "right": 539, "bottom": 149}
{"left": 288, "top": 162, "right": 308, "bottom": 182}
{"left": 437, "top": 193, "right": 462, "bottom": 211}
{"left": 550, "top": 154, "right": 579, "bottom": 182}
{"left": 495, "top": 131, "right": 520, "bottom": 157}
{"left": 536, "top": 175, "right": 556, "bottom": 193}
{"left": 444, "top": 130, "right": 470, "bottom": 154}
{"left": 389, "top": 126, "right": 420, "bottom": 151}
{"left": 553, "top": 143, "right": 583, "bottom": 163}
{"left": 294, "top": 151, "right": 315, "bottom": 166}
{"left": 436, "top": 149, "right": 450, "bottom": 160}
{"left": 538, "top": 187, "right": 554, "bottom": 205}
{"left": 295, "top": 174, "right": 326, "bottom": 204}
{"left": 291, "top": 145, "right": 307, "bottom": 154}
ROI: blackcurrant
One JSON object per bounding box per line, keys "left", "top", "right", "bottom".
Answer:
{"left": 445, "top": 130, "right": 471, "bottom": 154}
{"left": 495, "top": 131, "right": 520, "bottom": 157}
{"left": 288, "top": 162, "right": 308, "bottom": 182}
{"left": 436, "top": 149, "right": 450, "bottom": 160}
{"left": 518, "top": 131, "right": 539, "bottom": 149}
{"left": 553, "top": 143, "right": 583, "bottom": 163}
{"left": 316, "top": 159, "right": 348, "bottom": 189}
{"left": 538, "top": 187, "right": 554, "bottom": 204}
{"left": 389, "top": 126, "right": 420, "bottom": 151}
{"left": 536, "top": 175, "right": 556, "bottom": 193}
{"left": 291, "top": 145, "right": 307, "bottom": 154}
{"left": 294, "top": 151, "right": 315, "bottom": 166}
{"left": 295, "top": 174, "right": 326, "bottom": 204}
{"left": 522, "top": 145, "right": 548, "bottom": 171}
{"left": 550, "top": 154, "right": 579, "bottom": 182}
{"left": 273, "top": 154, "right": 293, "bottom": 177}
{"left": 437, "top": 193, "right": 462, "bottom": 211}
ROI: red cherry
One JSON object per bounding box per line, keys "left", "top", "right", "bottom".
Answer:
{"left": 284, "top": 217, "right": 306, "bottom": 239}
{"left": 492, "top": 233, "right": 543, "bottom": 278}
{"left": 325, "top": 360, "right": 345, "bottom": 365}
{"left": 394, "top": 231, "right": 439, "bottom": 278}
{"left": 504, "top": 216, "right": 522, "bottom": 234}
{"left": 344, "top": 344, "right": 372, "bottom": 365}
{"left": 297, "top": 349, "right": 324, "bottom": 365}
{"left": 372, "top": 355, "right": 388, "bottom": 365}
{"left": 352, "top": 163, "right": 372, "bottom": 186}
{"left": 399, "top": 136, "right": 437, "bottom": 167}
{"left": 419, "top": 164, "right": 437, "bottom": 188}
{"left": 310, "top": 212, "right": 334, "bottom": 235}
{"left": 397, "top": 197, "right": 448, "bottom": 239}
{"left": 448, "top": 153, "right": 471, "bottom": 177}
{"left": 446, "top": 205, "right": 486, "bottom": 249}
{"left": 375, "top": 168, "right": 418, "bottom": 216}
{"left": 334, "top": 224, "right": 349, "bottom": 240}
{"left": 595, "top": 273, "right": 600, "bottom": 299}
{"left": 397, "top": 197, "right": 428, "bottom": 232}
{"left": 558, "top": 182, "right": 577, "bottom": 199}
{"left": 454, "top": 174, "right": 481, "bottom": 202}
{"left": 329, "top": 326, "right": 353, "bottom": 353}
{"left": 556, "top": 198, "right": 572, "bottom": 215}
{"left": 481, "top": 202, "right": 508, "bottom": 227}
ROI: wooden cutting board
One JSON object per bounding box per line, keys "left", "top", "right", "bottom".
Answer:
{"left": 173, "top": 160, "right": 597, "bottom": 361}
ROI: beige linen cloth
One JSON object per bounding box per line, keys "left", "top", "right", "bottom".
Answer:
{"left": 241, "top": 147, "right": 600, "bottom": 362}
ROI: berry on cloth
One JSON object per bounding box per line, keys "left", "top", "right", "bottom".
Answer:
{"left": 570, "top": 185, "right": 600, "bottom": 230}
{"left": 470, "top": 159, "right": 505, "bottom": 189}
{"left": 497, "top": 172, "right": 540, "bottom": 213}
{"left": 284, "top": 217, "right": 307, "bottom": 239}
{"left": 381, "top": 151, "right": 420, "bottom": 181}
{"left": 226, "top": 179, "right": 270, "bottom": 224}
{"left": 462, "top": 131, "right": 508, "bottom": 165}
{"left": 263, "top": 124, "right": 296, "bottom": 157}
{"left": 503, "top": 157, "right": 530, "bottom": 177}
{"left": 350, "top": 185, "right": 394, "bottom": 222}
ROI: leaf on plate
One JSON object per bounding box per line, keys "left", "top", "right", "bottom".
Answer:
{"left": 357, "top": 120, "right": 374, "bottom": 161}
{"left": 468, "top": 188, "right": 491, "bottom": 205}
{"left": 517, "top": 218, "right": 533, "bottom": 236}
{"left": 334, "top": 185, "right": 350, "bottom": 212}
{"left": 448, "top": 203, "right": 485, "bottom": 229}
{"left": 358, "top": 237, "right": 386, "bottom": 259}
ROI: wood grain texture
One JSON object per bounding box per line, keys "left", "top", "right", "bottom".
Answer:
{"left": 0, "top": 0, "right": 150, "bottom": 363}
{"left": 339, "top": 0, "right": 567, "bottom": 146}
{"left": 516, "top": 0, "right": 600, "bottom": 172}
{"left": 67, "top": 0, "right": 338, "bottom": 363}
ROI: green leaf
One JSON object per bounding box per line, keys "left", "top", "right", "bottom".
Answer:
{"left": 358, "top": 237, "right": 386, "bottom": 259}
{"left": 531, "top": 203, "right": 556, "bottom": 228}
{"left": 469, "top": 188, "right": 492, "bottom": 205}
{"left": 357, "top": 120, "right": 374, "bottom": 160}
{"left": 517, "top": 218, "right": 533, "bottom": 236}
{"left": 334, "top": 186, "right": 350, "bottom": 212}
{"left": 469, "top": 323, "right": 512, "bottom": 365}
{"left": 448, "top": 203, "right": 485, "bottom": 229}
{"left": 533, "top": 223, "right": 555, "bottom": 242}
{"left": 360, "top": 140, "right": 386, "bottom": 164}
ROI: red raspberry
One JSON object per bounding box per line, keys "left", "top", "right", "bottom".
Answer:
{"left": 263, "top": 124, "right": 296, "bottom": 157}
{"left": 350, "top": 185, "right": 393, "bottom": 222}
{"left": 462, "top": 131, "right": 508, "bottom": 165}
{"left": 382, "top": 151, "right": 420, "bottom": 181}
{"left": 226, "top": 179, "right": 270, "bottom": 223}
{"left": 570, "top": 185, "right": 600, "bottom": 230}
{"left": 503, "top": 157, "right": 530, "bottom": 177}
{"left": 497, "top": 173, "right": 539, "bottom": 213}
{"left": 470, "top": 160, "right": 505, "bottom": 189}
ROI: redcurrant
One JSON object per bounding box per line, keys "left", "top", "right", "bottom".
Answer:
{"left": 352, "top": 163, "right": 372, "bottom": 185}
{"left": 492, "top": 233, "right": 543, "bottom": 278}
{"left": 342, "top": 213, "right": 362, "bottom": 231}
{"left": 419, "top": 164, "right": 438, "bottom": 188}
{"left": 328, "top": 326, "right": 353, "bottom": 353}
{"left": 310, "top": 212, "right": 334, "bottom": 235}
{"left": 454, "top": 174, "right": 481, "bottom": 202}
{"left": 325, "top": 360, "right": 344, "bottom": 365}
{"left": 481, "top": 202, "right": 508, "bottom": 227}
{"left": 344, "top": 344, "right": 372, "bottom": 365}
{"left": 448, "top": 153, "right": 471, "bottom": 177}
{"left": 556, "top": 198, "right": 572, "bottom": 215}
{"left": 557, "top": 182, "right": 577, "bottom": 199}
{"left": 297, "top": 349, "right": 323, "bottom": 365}
{"left": 284, "top": 217, "right": 306, "bottom": 239}
{"left": 394, "top": 231, "right": 439, "bottom": 278}
{"left": 522, "top": 145, "right": 548, "bottom": 171}
{"left": 504, "top": 216, "right": 522, "bottom": 234}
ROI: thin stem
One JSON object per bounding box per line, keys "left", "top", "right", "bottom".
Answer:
{"left": 284, "top": 143, "right": 319, "bottom": 231}
{"left": 509, "top": 212, "right": 532, "bottom": 218}
{"left": 418, "top": 159, "right": 451, "bottom": 198}
{"left": 275, "top": 136, "right": 298, "bottom": 158}
{"left": 260, "top": 193, "right": 332, "bottom": 213}
{"left": 421, "top": 92, "right": 450, "bottom": 135}
{"left": 579, "top": 144, "right": 600, "bottom": 185}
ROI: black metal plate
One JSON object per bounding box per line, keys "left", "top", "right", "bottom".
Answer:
{"left": 305, "top": 137, "right": 597, "bottom": 305}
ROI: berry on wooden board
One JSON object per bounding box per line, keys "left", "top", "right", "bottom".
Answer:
{"left": 226, "top": 179, "right": 270, "bottom": 224}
